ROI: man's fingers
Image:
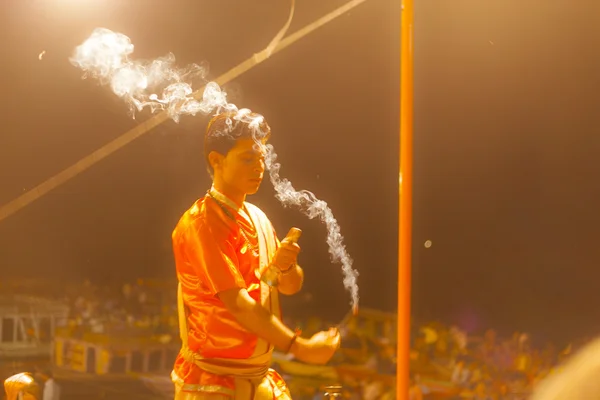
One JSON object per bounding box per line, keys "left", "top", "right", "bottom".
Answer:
{"left": 277, "top": 243, "right": 300, "bottom": 255}
{"left": 274, "top": 242, "right": 300, "bottom": 269}
{"left": 279, "top": 242, "right": 300, "bottom": 253}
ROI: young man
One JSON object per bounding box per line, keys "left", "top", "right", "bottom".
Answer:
{"left": 171, "top": 111, "right": 340, "bottom": 399}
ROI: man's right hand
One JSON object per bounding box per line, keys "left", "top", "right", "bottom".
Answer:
{"left": 291, "top": 328, "right": 341, "bottom": 365}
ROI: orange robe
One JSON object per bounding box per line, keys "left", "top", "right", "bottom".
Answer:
{"left": 171, "top": 188, "right": 290, "bottom": 399}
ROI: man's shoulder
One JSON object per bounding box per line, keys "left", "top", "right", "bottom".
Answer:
{"left": 174, "top": 196, "right": 235, "bottom": 238}
{"left": 173, "top": 197, "right": 208, "bottom": 234}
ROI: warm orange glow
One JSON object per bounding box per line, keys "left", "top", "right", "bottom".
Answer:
{"left": 398, "top": 0, "right": 414, "bottom": 399}
{"left": 0, "top": 0, "right": 369, "bottom": 223}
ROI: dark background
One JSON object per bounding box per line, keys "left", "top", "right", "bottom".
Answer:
{"left": 1, "top": 0, "right": 599, "bottom": 345}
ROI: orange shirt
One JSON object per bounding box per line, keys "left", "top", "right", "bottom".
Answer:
{"left": 172, "top": 192, "right": 280, "bottom": 393}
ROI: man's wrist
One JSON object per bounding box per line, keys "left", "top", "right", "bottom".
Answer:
{"left": 284, "top": 328, "right": 303, "bottom": 353}
{"left": 277, "top": 263, "right": 304, "bottom": 294}
{"left": 289, "top": 335, "right": 306, "bottom": 356}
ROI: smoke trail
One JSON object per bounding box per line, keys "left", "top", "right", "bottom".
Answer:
{"left": 70, "top": 28, "right": 229, "bottom": 122}
{"left": 71, "top": 27, "right": 359, "bottom": 308}
{"left": 265, "top": 148, "right": 360, "bottom": 308}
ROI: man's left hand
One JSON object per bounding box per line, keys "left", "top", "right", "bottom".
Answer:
{"left": 272, "top": 240, "right": 300, "bottom": 271}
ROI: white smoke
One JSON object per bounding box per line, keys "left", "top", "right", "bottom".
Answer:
{"left": 71, "top": 27, "right": 359, "bottom": 309}
{"left": 265, "top": 148, "right": 360, "bottom": 308}
{"left": 70, "top": 28, "right": 227, "bottom": 122}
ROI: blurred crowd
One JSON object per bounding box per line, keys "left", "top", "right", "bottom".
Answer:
{"left": 278, "top": 317, "right": 591, "bottom": 399}
{"left": 1, "top": 279, "right": 595, "bottom": 399}
{"left": 408, "top": 322, "right": 591, "bottom": 400}
{"left": 62, "top": 279, "right": 178, "bottom": 340}
{"left": 1, "top": 279, "right": 179, "bottom": 342}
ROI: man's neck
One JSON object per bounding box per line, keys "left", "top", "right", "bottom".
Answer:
{"left": 211, "top": 181, "right": 246, "bottom": 208}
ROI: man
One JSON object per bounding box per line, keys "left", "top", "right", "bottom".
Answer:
{"left": 171, "top": 111, "right": 341, "bottom": 399}
{"left": 3, "top": 372, "right": 40, "bottom": 400}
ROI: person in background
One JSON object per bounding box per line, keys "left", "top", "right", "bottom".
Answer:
{"left": 36, "top": 370, "right": 60, "bottom": 400}
{"left": 530, "top": 337, "right": 600, "bottom": 400}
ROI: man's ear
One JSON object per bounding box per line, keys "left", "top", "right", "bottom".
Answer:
{"left": 208, "top": 151, "right": 224, "bottom": 171}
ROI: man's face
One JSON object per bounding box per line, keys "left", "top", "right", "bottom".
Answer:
{"left": 214, "top": 138, "right": 266, "bottom": 196}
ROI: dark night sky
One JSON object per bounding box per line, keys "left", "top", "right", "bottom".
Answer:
{"left": 1, "top": 0, "right": 600, "bottom": 344}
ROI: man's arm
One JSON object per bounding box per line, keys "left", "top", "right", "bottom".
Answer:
{"left": 278, "top": 263, "right": 304, "bottom": 295}
{"left": 218, "top": 287, "right": 297, "bottom": 351}
{"left": 218, "top": 287, "right": 340, "bottom": 365}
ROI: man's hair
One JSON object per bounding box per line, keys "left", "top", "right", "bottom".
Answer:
{"left": 203, "top": 111, "right": 271, "bottom": 177}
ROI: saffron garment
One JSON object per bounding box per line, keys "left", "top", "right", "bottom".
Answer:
{"left": 171, "top": 187, "right": 290, "bottom": 399}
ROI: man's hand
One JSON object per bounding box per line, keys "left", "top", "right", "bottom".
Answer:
{"left": 272, "top": 228, "right": 301, "bottom": 270}
{"left": 291, "top": 328, "right": 341, "bottom": 365}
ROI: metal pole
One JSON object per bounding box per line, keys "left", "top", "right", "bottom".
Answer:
{"left": 397, "top": 0, "right": 414, "bottom": 398}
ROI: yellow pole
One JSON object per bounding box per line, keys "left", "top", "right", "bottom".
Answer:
{"left": 398, "top": 0, "right": 413, "bottom": 399}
